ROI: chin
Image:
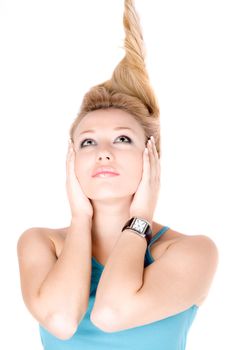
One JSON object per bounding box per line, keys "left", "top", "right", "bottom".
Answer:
{"left": 88, "top": 193, "right": 128, "bottom": 201}
{"left": 87, "top": 188, "right": 135, "bottom": 202}
{"left": 83, "top": 179, "right": 139, "bottom": 201}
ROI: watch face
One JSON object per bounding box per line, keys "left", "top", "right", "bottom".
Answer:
{"left": 132, "top": 219, "right": 147, "bottom": 233}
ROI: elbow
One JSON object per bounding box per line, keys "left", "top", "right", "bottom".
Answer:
{"left": 45, "top": 312, "right": 80, "bottom": 340}
{"left": 90, "top": 307, "right": 119, "bottom": 333}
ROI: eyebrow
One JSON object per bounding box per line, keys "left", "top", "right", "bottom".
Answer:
{"left": 78, "top": 126, "right": 134, "bottom": 136}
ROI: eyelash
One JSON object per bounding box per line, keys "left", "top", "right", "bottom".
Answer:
{"left": 80, "top": 135, "right": 132, "bottom": 148}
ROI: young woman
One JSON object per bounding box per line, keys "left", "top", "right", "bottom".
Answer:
{"left": 17, "top": 1, "right": 218, "bottom": 349}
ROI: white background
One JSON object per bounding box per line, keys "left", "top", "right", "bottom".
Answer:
{"left": 0, "top": 0, "right": 232, "bottom": 349}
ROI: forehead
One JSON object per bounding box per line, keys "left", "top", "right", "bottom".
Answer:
{"left": 75, "top": 109, "right": 144, "bottom": 136}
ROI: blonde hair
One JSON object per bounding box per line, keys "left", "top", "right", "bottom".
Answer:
{"left": 69, "top": 0, "right": 161, "bottom": 158}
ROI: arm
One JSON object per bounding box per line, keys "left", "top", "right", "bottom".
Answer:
{"left": 90, "top": 138, "right": 162, "bottom": 330}
{"left": 90, "top": 227, "right": 147, "bottom": 329}
{"left": 17, "top": 216, "right": 92, "bottom": 340}
{"left": 91, "top": 235, "right": 219, "bottom": 333}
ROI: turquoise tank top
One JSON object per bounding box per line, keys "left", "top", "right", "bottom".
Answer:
{"left": 39, "top": 226, "right": 199, "bottom": 350}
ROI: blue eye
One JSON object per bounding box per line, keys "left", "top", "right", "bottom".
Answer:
{"left": 80, "top": 135, "right": 132, "bottom": 148}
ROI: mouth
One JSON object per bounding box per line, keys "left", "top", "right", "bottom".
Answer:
{"left": 93, "top": 172, "right": 120, "bottom": 178}
{"left": 92, "top": 167, "right": 120, "bottom": 177}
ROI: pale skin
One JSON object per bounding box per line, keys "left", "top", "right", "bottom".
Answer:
{"left": 67, "top": 108, "right": 219, "bottom": 332}
{"left": 70, "top": 108, "right": 159, "bottom": 258}
{"left": 17, "top": 108, "right": 219, "bottom": 338}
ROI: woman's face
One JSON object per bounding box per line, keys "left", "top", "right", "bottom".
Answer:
{"left": 73, "top": 108, "right": 147, "bottom": 201}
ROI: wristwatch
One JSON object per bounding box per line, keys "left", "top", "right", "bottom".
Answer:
{"left": 121, "top": 217, "right": 153, "bottom": 245}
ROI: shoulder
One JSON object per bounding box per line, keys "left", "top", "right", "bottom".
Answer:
{"left": 17, "top": 226, "right": 50, "bottom": 245}
{"left": 17, "top": 226, "right": 62, "bottom": 241}
{"left": 170, "top": 232, "right": 219, "bottom": 262}
{"left": 163, "top": 230, "right": 219, "bottom": 296}
{"left": 168, "top": 225, "right": 219, "bottom": 261}
{"left": 148, "top": 226, "right": 219, "bottom": 307}
{"left": 170, "top": 234, "right": 219, "bottom": 302}
{"left": 176, "top": 234, "right": 219, "bottom": 267}
{"left": 151, "top": 222, "right": 219, "bottom": 265}
{"left": 17, "top": 226, "right": 66, "bottom": 257}
{"left": 152, "top": 221, "right": 219, "bottom": 251}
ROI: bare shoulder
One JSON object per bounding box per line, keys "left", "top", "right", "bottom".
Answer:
{"left": 17, "top": 226, "right": 53, "bottom": 246}
{"left": 164, "top": 225, "right": 219, "bottom": 256}
{"left": 150, "top": 222, "right": 219, "bottom": 262}
{"left": 168, "top": 233, "right": 219, "bottom": 306}
{"left": 150, "top": 223, "right": 219, "bottom": 306}
{"left": 17, "top": 226, "right": 67, "bottom": 258}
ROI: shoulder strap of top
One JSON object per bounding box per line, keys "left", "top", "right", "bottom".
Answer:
{"left": 148, "top": 226, "right": 170, "bottom": 247}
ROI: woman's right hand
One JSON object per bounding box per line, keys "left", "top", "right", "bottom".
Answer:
{"left": 66, "top": 140, "right": 94, "bottom": 220}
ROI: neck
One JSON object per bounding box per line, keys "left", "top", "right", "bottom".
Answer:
{"left": 90, "top": 196, "right": 132, "bottom": 251}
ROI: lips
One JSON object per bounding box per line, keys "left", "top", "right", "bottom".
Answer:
{"left": 92, "top": 167, "right": 120, "bottom": 177}
{"left": 94, "top": 172, "right": 119, "bottom": 178}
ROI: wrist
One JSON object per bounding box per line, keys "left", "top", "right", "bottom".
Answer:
{"left": 122, "top": 216, "right": 153, "bottom": 246}
{"left": 70, "top": 215, "right": 92, "bottom": 228}
{"left": 129, "top": 214, "right": 152, "bottom": 227}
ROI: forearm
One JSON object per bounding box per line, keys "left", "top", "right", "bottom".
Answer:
{"left": 38, "top": 216, "right": 92, "bottom": 326}
{"left": 92, "top": 228, "right": 147, "bottom": 316}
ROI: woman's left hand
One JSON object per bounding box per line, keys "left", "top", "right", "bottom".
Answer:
{"left": 129, "top": 136, "right": 160, "bottom": 225}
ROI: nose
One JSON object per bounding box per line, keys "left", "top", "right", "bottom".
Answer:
{"left": 97, "top": 148, "right": 112, "bottom": 161}
{"left": 97, "top": 154, "right": 111, "bottom": 161}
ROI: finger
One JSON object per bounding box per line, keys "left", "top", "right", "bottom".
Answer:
{"left": 66, "top": 143, "right": 72, "bottom": 171}
{"left": 66, "top": 143, "right": 76, "bottom": 182}
{"left": 147, "top": 138, "right": 155, "bottom": 179}
{"left": 149, "top": 137, "right": 160, "bottom": 181}
{"left": 152, "top": 140, "right": 160, "bottom": 182}
{"left": 68, "top": 147, "right": 77, "bottom": 182}
{"left": 66, "top": 144, "right": 71, "bottom": 173}
{"left": 142, "top": 145, "right": 150, "bottom": 183}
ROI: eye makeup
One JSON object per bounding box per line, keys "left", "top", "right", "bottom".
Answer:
{"left": 79, "top": 135, "right": 132, "bottom": 148}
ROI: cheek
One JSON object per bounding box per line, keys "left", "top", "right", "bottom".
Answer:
{"left": 73, "top": 152, "right": 143, "bottom": 197}
{"left": 74, "top": 155, "right": 88, "bottom": 183}
{"left": 124, "top": 154, "right": 143, "bottom": 188}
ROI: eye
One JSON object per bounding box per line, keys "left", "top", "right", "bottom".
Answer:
{"left": 80, "top": 135, "right": 132, "bottom": 148}
{"left": 80, "top": 139, "right": 95, "bottom": 148}
{"left": 115, "top": 135, "right": 132, "bottom": 143}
